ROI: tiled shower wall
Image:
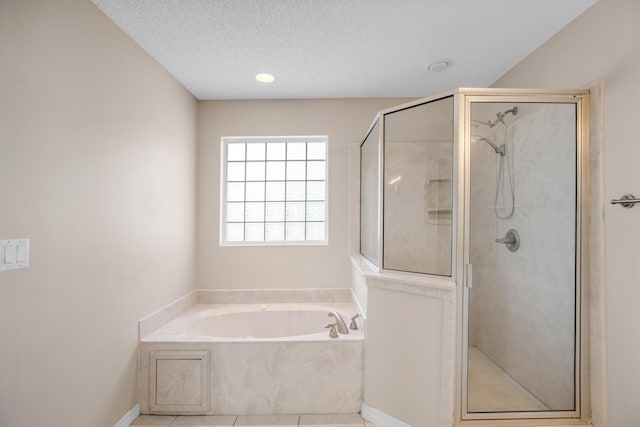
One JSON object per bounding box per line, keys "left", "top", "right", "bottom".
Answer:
{"left": 383, "top": 141, "right": 452, "bottom": 275}
{"left": 468, "top": 103, "right": 577, "bottom": 410}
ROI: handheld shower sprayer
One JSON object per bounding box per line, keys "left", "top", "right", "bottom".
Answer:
{"left": 474, "top": 136, "right": 505, "bottom": 157}
{"left": 471, "top": 105, "right": 517, "bottom": 220}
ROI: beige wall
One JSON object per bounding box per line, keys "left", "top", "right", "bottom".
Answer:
{"left": 0, "top": 1, "right": 197, "bottom": 426}
{"left": 494, "top": 0, "right": 640, "bottom": 425}
{"left": 197, "top": 99, "right": 409, "bottom": 290}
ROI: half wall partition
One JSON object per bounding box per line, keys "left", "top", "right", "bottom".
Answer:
{"left": 359, "top": 88, "right": 589, "bottom": 424}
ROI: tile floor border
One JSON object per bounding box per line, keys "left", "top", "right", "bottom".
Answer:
{"left": 129, "top": 413, "right": 378, "bottom": 427}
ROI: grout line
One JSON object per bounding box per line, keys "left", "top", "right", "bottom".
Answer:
{"left": 143, "top": 413, "right": 372, "bottom": 427}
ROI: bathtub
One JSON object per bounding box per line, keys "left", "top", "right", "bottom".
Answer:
{"left": 143, "top": 303, "right": 359, "bottom": 342}
{"left": 138, "top": 298, "right": 364, "bottom": 416}
{"left": 190, "top": 307, "right": 331, "bottom": 338}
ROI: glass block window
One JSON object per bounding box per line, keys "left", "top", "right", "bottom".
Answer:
{"left": 221, "top": 136, "right": 328, "bottom": 245}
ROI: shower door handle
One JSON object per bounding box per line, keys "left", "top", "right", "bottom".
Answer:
{"left": 464, "top": 263, "right": 473, "bottom": 289}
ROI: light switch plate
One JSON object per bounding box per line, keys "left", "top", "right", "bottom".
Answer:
{"left": 4, "top": 244, "right": 17, "bottom": 263}
{"left": 1, "top": 239, "right": 29, "bottom": 271}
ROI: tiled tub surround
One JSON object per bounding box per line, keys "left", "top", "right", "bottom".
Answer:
{"left": 138, "top": 289, "right": 364, "bottom": 416}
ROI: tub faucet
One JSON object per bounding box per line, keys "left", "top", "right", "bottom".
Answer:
{"left": 325, "top": 323, "right": 339, "bottom": 338}
{"left": 349, "top": 314, "right": 360, "bottom": 330}
{"left": 328, "top": 311, "right": 349, "bottom": 335}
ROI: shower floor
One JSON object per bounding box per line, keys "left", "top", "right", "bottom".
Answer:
{"left": 467, "top": 347, "right": 549, "bottom": 413}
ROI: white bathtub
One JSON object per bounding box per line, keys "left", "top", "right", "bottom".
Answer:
{"left": 139, "top": 300, "right": 364, "bottom": 415}
{"left": 143, "top": 303, "right": 362, "bottom": 342}
{"left": 188, "top": 306, "right": 347, "bottom": 339}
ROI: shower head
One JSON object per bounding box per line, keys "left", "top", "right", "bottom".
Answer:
{"left": 473, "top": 136, "right": 505, "bottom": 157}
{"left": 488, "top": 106, "right": 519, "bottom": 128}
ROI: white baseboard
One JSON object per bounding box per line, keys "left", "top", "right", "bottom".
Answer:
{"left": 114, "top": 403, "right": 140, "bottom": 427}
{"left": 362, "top": 403, "right": 411, "bottom": 427}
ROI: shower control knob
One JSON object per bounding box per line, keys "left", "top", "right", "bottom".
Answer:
{"left": 495, "top": 229, "right": 520, "bottom": 252}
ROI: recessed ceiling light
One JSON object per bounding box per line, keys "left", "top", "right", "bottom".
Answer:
{"left": 427, "top": 59, "right": 453, "bottom": 73}
{"left": 255, "top": 73, "right": 275, "bottom": 83}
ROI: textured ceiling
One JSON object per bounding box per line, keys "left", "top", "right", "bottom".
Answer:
{"left": 92, "top": 0, "right": 597, "bottom": 100}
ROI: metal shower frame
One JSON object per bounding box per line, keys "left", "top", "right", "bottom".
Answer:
{"left": 359, "top": 88, "right": 590, "bottom": 425}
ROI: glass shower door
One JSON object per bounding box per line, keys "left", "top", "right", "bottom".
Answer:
{"left": 465, "top": 100, "right": 579, "bottom": 417}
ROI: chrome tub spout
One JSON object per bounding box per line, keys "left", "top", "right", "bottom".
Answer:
{"left": 328, "top": 311, "right": 349, "bottom": 335}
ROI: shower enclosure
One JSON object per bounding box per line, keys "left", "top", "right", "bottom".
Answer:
{"left": 359, "top": 89, "right": 589, "bottom": 423}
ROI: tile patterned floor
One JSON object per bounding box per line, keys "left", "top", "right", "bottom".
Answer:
{"left": 131, "top": 413, "right": 378, "bottom": 427}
